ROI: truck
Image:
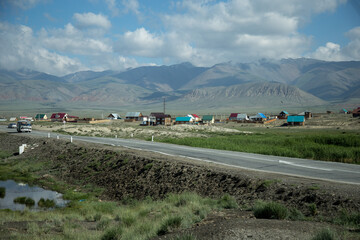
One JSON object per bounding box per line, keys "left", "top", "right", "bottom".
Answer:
{"left": 17, "top": 120, "right": 32, "bottom": 133}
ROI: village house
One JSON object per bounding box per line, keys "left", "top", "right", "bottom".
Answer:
{"left": 50, "top": 113, "right": 68, "bottom": 122}
{"left": 187, "top": 114, "right": 201, "bottom": 122}
{"left": 107, "top": 113, "right": 121, "bottom": 120}
{"left": 287, "top": 115, "right": 305, "bottom": 126}
{"left": 34, "top": 114, "right": 48, "bottom": 121}
{"left": 175, "top": 116, "right": 193, "bottom": 124}
{"left": 236, "top": 113, "right": 249, "bottom": 121}
{"left": 150, "top": 112, "right": 172, "bottom": 126}
{"left": 278, "top": 111, "right": 289, "bottom": 119}
{"left": 125, "top": 112, "right": 143, "bottom": 122}
{"left": 50, "top": 113, "right": 79, "bottom": 122}
{"left": 249, "top": 113, "right": 267, "bottom": 122}
{"left": 229, "top": 113, "right": 241, "bottom": 121}
{"left": 202, "top": 115, "right": 215, "bottom": 124}
{"left": 353, "top": 107, "right": 360, "bottom": 117}
{"left": 298, "top": 111, "right": 312, "bottom": 119}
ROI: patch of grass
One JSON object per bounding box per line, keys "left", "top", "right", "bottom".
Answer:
{"left": 288, "top": 207, "right": 305, "bottom": 221}
{"left": 101, "top": 227, "right": 122, "bottom": 240}
{"left": 253, "top": 201, "right": 288, "bottom": 220}
{"left": 0, "top": 150, "right": 12, "bottom": 159}
{"left": 37, "top": 198, "right": 56, "bottom": 208}
{"left": 160, "top": 131, "right": 360, "bottom": 164}
{"left": 13, "top": 197, "right": 35, "bottom": 207}
{"left": 334, "top": 209, "right": 360, "bottom": 227}
{"left": 0, "top": 187, "right": 5, "bottom": 198}
{"left": 308, "top": 203, "right": 318, "bottom": 216}
{"left": 144, "top": 163, "right": 153, "bottom": 170}
{"left": 217, "top": 194, "right": 238, "bottom": 209}
{"left": 311, "top": 228, "right": 337, "bottom": 240}
{"left": 308, "top": 185, "right": 320, "bottom": 191}
{"left": 157, "top": 216, "right": 182, "bottom": 236}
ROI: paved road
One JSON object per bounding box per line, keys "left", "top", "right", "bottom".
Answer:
{"left": 2, "top": 126, "right": 360, "bottom": 185}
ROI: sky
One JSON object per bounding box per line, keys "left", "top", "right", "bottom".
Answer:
{"left": 0, "top": 0, "right": 359, "bottom": 76}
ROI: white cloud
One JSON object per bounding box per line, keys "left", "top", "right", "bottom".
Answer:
{"left": 122, "top": 0, "right": 140, "bottom": 15}
{"left": 308, "top": 27, "right": 360, "bottom": 61}
{"left": 0, "top": 22, "right": 85, "bottom": 76}
{"left": 309, "top": 42, "right": 345, "bottom": 61}
{"left": 40, "top": 23, "right": 113, "bottom": 56}
{"left": 116, "top": 28, "right": 163, "bottom": 57}
{"left": 106, "top": 0, "right": 120, "bottom": 17}
{"left": 73, "top": 12, "right": 111, "bottom": 30}
{"left": 343, "top": 27, "right": 360, "bottom": 60}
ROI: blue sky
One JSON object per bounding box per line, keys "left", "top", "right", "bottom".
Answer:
{"left": 0, "top": 0, "right": 359, "bottom": 76}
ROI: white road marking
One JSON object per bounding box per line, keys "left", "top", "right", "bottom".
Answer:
{"left": 278, "top": 160, "right": 332, "bottom": 171}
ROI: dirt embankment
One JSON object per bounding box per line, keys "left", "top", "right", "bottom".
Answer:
{"left": 1, "top": 132, "right": 359, "bottom": 220}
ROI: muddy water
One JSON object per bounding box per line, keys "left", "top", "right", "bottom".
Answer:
{"left": 0, "top": 180, "right": 69, "bottom": 211}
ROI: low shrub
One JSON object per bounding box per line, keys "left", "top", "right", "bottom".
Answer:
{"left": 14, "top": 196, "right": 35, "bottom": 207}
{"left": 0, "top": 187, "right": 5, "bottom": 198}
{"left": 157, "top": 216, "right": 182, "bottom": 236}
{"left": 311, "top": 228, "right": 337, "bottom": 240}
{"left": 101, "top": 227, "right": 122, "bottom": 240}
{"left": 253, "top": 201, "right": 288, "bottom": 220}
{"left": 37, "top": 198, "right": 56, "bottom": 208}
{"left": 217, "top": 194, "right": 238, "bottom": 209}
{"left": 288, "top": 208, "right": 305, "bottom": 221}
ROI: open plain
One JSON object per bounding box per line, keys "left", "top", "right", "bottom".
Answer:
{"left": 0, "top": 113, "right": 359, "bottom": 239}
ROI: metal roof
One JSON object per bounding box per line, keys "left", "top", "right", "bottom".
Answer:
{"left": 202, "top": 115, "right": 213, "bottom": 121}
{"left": 287, "top": 115, "right": 305, "bottom": 122}
{"left": 176, "top": 117, "right": 192, "bottom": 122}
{"left": 125, "top": 112, "right": 141, "bottom": 117}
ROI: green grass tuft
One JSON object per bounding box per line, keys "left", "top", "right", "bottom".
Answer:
{"left": 253, "top": 201, "right": 288, "bottom": 220}
{"left": 157, "top": 216, "right": 182, "bottom": 236}
{"left": 217, "top": 194, "right": 238, "bottom": 209}
{"left": 311, "top": 228, "right": 337, "bottom": 240}
{"left": 0, "top": 187, "right": 5, "bottom": 198}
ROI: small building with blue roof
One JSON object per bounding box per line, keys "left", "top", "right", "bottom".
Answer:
{"left": 287, "top": 115, "right": 305, "bottom": 126}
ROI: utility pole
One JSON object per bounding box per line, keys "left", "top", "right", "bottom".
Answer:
{"left": 163, "top": 97, "right": 166, "bottom": 114}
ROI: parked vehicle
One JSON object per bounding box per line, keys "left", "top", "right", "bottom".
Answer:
{"left": 17, "top": 120, "right": 32, "bottom": 133}
{"left": 8, "top": 123, "right": 16, "bottom": 128}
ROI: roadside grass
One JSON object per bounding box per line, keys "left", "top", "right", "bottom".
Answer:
{"left": 0, "top": 154, "right": 239, "bottom": 240}
{"left": 0, "top": 191, "right": 238, "bottom": 240}
{"left": 160, "top": 131, "right": 360, "bottom": 164}
{"left": 0, "top": 150, "right": 12, "bottom": 159}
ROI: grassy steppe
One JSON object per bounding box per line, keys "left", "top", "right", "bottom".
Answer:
{"left": 160, "top": 130, "right": 360, "bottom": 164}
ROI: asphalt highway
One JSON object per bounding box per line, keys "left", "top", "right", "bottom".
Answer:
{"left": 2, "top": 126, "right": 360, "bottom": 185}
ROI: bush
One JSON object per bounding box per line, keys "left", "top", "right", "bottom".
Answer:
{"left": 38, "top": 198, "right": 56, "bottom": 208}
{"left": 157, "top": 216, "right": 182, "bottom": 236}
{"left": 217, "top": 194, "right": 238, "bottom": 209}
{"left": 311, "top": 228, "right": 337, "bottom": 240}
{"left": 336, "top": 210, "right": 360, "bottom": 227}
{"left": 14, "top": 197, "right": 35, "bottom": 207}
{"left": 253, "top": 201, "right": 288, "bottom": 220}
{"left": 101, "top": 227, "right": 122, "bottom": 240}
{"left": 288, "top": 208, "right": 305, "bottom": 221}
{"left": 0, "top": 187, "right": 5, "bottom": 198}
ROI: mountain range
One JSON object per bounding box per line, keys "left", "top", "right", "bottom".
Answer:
{"left": 0, "top": 58, "right": 359, "bottom": 113}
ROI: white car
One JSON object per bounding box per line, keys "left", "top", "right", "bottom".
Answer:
{"left": 8, "top": 123, "right": 16, "bottom": 128}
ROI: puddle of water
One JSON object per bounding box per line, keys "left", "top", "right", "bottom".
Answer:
{"left": 0, "top": 180, "right": 69, "bottom": 211}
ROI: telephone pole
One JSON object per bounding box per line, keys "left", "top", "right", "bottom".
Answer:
{"left": 163, "top": 97, "right": 166, "bottom": 114}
